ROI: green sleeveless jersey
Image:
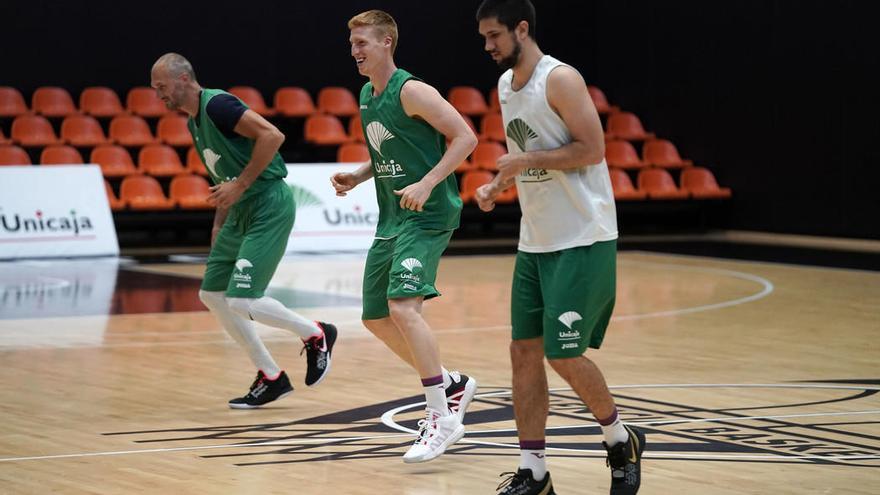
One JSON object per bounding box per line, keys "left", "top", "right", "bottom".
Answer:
{"left": 187, "top": 89, "right": 287, "bottom": 204}
{"left": 359, "top": 69, "right": 462, "bottom": 238}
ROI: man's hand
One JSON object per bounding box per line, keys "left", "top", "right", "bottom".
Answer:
{"left": 394, "top": 180, "right": 434, "bottom": 212}
{"left": 208, "top": 181, "right": 246, "bottom": 209}
{"left": 331, "top": 172, "right": 359, "bottom": 197}
{"left": 475, "top": 183, "right": 498, "bottom": 212}
{"left": 496, "top": 153, "right": 527, "bottom": 182}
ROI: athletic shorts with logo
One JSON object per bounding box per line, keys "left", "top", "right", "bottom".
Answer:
{"left": 511, "top": 240, "right": 616, "bottom": 359}
{"left": 361, "top": 227, "right": 454, "bottom": 320}
{"left": 202, "top": 180, "right": 294, "bottom": 298}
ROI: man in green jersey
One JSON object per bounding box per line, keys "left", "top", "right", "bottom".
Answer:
{"left": 150, "top": 53, "right": 338, "bottom": 409}
{"left": 330, "top": 10, "right": 478, "bottom": 463}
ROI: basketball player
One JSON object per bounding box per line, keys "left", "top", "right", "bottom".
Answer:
{"left": 330, "top": 10, "right": 478, "bottom": 463}
{"left": 150, "top": 53, "right": 337, "bottom": 409}
{"left": 475, "top": 1, "right": 646, "bottom": 493}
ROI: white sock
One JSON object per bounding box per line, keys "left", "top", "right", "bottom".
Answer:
{"left": 519, "top": 448, "right": 547, "bottom": 481}
{"left": 441, "top": 367, "right": 452, "bottom": 388}
{"left": 421, "top": 375, "right": 449, "bottom": 415}
{"left": 199, "top": 290, "right": 281, "bottom": 377}
{"left": 227, "top": 296, "right": 322, "bottom": 340}
{"left": 598, "top": 408, "right": 630, "bottom": 446}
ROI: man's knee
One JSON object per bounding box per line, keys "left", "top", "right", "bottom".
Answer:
{"left": 510, "top": 338, "right": 545, "bottom": 364}
{"left": 198, "top": 290, "right": 227, "bottom": 311}
{"left": 226, "top": 297, "right": 255, "bottom": 319}
{"left": 547, "top": 355, "right": 586, "bottom": 378}
{"left": 387, "top": 299, "right": 419, "bottom": 325}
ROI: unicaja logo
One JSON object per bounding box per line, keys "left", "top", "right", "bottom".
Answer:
{"left": 401, "top": 258, "right": 423, "bottom": 273}
{"left": 558, "top": 311, "right": 582, "bottom": 330}
{"left": 0, "top": 208, "right": 93, "bottom": 236}
{"left": 366, "top": 121, "right": 395, "bottom": 157}
{"left": 202, "top": 148, "right": 221, "bottom": 177}
{"left": 235, "top": 259, "right": 253, "bottom": 273}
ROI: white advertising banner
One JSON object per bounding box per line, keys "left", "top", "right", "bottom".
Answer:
{"left": 283, "top": 163, "right": 378, "bottom": 253}
{"left": 0, "top": 165, "right": 119, "bottom": 259}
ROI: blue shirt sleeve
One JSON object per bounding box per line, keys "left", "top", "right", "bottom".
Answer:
{"left": 206, "top": 94, "right": 248, "bottom": 138}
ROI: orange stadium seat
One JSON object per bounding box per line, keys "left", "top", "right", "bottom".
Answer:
{"left": 0, "top": 87, "right": 28, "bottom": 118}
{"left": 109, "top": 115, "right": 158, "bottom": 146}
{"left": 11, "top": 115, "right": 64, "bottom": 147}
{"left": 348, "top": 113, "right": 365, "bottom": 142}
{"left": 448, "top": 86, "right": 489, "bottom": 116}
{"left": 0, "top": 145, "right": 32, "bottom": 165}
{"left": 587, "top": 85, "right": 616, "bottom": 114}
{"left": 605, "top": 140, "right": 645, "bottom": 170}
{"left": 170, "top": 174, "right": 213, "bottom": 209}
{"left": 472, "top": 141, "right": 506, "bottom": 171}
{"left": 638, "top": 168, "right": 689, "bottom": 200}
{"left": 31, "top": 87, "right": 77, "bottom": 117}
{"left": 274, "top": 87, "right": 316, "bottom": 117}
{"left": 606, "top": 111, "right": 655, "bottom": 141}
{"left": 642, "top": 139, "right": 693, "bottom": 168}
{"left": 104, "top": 180, "right": 125, "bottom": 211}
{"left": 186, "top": 146, "right": 209, "bottom": 176}
{"left": 480, "top": 113, "right": 506, "bottom": 142}
{"left": 79, "top": 87, "right": 124, "bottom": 118}
{"left": 337, "top": 142, "right": 370, "bottom": 162}
{"left": 120, "top": 175, "right": 175, "bottom": 210}
{"left": 317, "top": 87, "right": 358, "bottom": 117}
{"left": 228, "top": 86, "right": 276, "bottom": 116}
{"left": 90, "top": 145, "right": 137, "bottom": 177}
{"left": 304, "top": 114, "right": 350, "bottom": 145}
{"left": 40, "top": 145, "right": 84, "bottom": 165}
{"left": 127, "top": 87, "right": 169, "bottom": 118}
{"left": 609, "top": 168, "right": 647, "bottom": 200}
{"left": 459, "top": 170, "right": 494, "bottom": 203}
{"left": 157, "top": 114, "right": 193, "bottom": 147}
{"left": 680, "top": 167, "right": 732, "bottom": 199}
{"left": 138, "top": 144, "right": 185, "bottom": 177}
{"left": 61, "top": 115, "right": 112, "bottom": 147}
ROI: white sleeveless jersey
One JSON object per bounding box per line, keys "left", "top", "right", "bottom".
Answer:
{"left": 499, "top": 55, "right": 618, "bottom": 253}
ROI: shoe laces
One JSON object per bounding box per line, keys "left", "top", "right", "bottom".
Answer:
{"left": 413, "top": 409, "right": 440, "bottom": 446}
{"left": 248, "top": 372, "right": 265, "bottom": 391}
{"left": 496, "top": 471, "right": 528, "bottom": 492}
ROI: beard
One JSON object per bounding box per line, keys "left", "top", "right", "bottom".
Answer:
{"left": 497, "top": 38, "right": 522, "bottom": 71}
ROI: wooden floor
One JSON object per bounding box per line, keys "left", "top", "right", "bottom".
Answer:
{"left": 0, "top": 251, "right": 878, "bottom": 494}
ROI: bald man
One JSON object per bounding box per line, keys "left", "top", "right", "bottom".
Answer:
{"left": 151, "top": 53, "right": 338, "bottom": 408}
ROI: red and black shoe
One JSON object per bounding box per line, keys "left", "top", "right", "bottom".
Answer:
{"left": 445, "top": 371, "right": 478, "bottom": 422}
{"left": 301, "top": 322, "right": 337, "bottom": 386}
{"left": 228, "top": 370, "right": 293, "bottom": 409}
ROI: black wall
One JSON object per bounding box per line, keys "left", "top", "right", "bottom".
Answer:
{"left": 3, "top": 0, "right": 878, "bottom": 238}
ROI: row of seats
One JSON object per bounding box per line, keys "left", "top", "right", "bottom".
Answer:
{"left": 105, "top": 174, "right": 211, "bottom": 211}
{"left": 0, "top": 84, "right": 616, "bottom": 120}
{"left": 0, "top": 144, "right": 207, "bottom": 177}
{"left": 2, "top": 113, "right": 192, "bottom": 148}
{"left": 99, "top": 166, "right": 729, "bottom": 213}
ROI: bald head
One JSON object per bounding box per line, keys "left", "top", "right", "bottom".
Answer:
{"left": 151, "top": 53, "right": 200, "bottom": 114}
{"left": 152, "top": 52, "right": 197, "bottom": 81}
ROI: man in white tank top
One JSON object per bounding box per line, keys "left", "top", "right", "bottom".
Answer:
{"left": 476, "top": 1, "right": 646, "bottom": 494}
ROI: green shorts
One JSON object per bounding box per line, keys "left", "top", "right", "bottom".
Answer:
{"left": 511, "top": 240, "right": 616, "bottom": 359}
{"left": 201, "top": 180, "right": 295, "bottom": 298}
{"left": 361, "top": 228, "right": 454, "bottom": 320}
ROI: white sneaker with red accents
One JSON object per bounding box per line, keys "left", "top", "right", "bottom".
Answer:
{"left": 402, "top": 407, "right": 465, "bottom": 463}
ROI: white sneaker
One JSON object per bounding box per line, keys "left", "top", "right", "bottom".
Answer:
{"left": 446, "top": 371, "right": 478, "bottom": 423}
{"left": 402, "top": 408, "right": 466, "bottom": 463}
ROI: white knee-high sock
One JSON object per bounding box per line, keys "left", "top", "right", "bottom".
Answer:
{"left": 199, "top": 290, "right": 281, "bottom": 377}
{"left": 227, "top": 296, "right": 322, "bottom": 340}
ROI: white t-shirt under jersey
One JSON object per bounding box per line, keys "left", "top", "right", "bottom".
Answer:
{"left": 499, "top": 55, "right": 618, "bottom": 253}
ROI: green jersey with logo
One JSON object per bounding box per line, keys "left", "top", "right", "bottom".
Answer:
{"left": 187, "top": 88, "right": 288, "bottom": 204}
{"left": 359, "top": 69, "right": 462, "bottom": 238}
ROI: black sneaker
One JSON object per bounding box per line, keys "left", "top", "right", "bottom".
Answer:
{"left": 604, "top": 425, "right": 646, "bottom": 494}
{"left": 445, "top": 371, "right": 478, "bottom": 422}
{"left": 496, "top": 469, "right": 555, "bottom": 495}
{"left": 228, "top": 371, "right": 293, "bottom": 409}
{"left": 301, "top": 322, "right": 337, "bottom": 387}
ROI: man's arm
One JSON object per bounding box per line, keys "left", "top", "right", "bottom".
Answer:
{"left": 494, "top": 66, "right": 605, "bottom": 181}
{"left": 207, "top": 109, "right": 286, "bottom": 208}
{"left": 394, "top": 80, "right": 478, "bottom": 211}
